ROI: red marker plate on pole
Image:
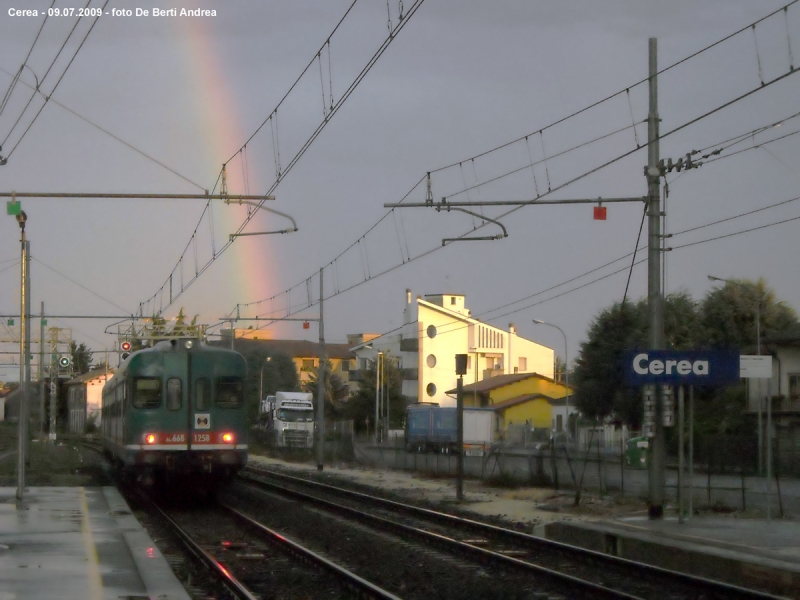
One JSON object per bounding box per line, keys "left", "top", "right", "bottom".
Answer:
{"left": 593, "top": 206, "right": 607, "bottom": 220}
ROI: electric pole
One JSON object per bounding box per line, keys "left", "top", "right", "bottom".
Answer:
{"left": 316, "top": 268, "right": 326, "bottom": 471}
{"left": 646, "top": 37, "right": 666, "bottom": 519}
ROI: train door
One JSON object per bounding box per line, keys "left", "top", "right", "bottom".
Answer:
{"left": 161, "top": 348, "right": 190, "bottom": 450}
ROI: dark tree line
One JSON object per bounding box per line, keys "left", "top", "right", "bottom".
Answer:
{"left": 572, "top": 279, "right": 797, "bottom": 436}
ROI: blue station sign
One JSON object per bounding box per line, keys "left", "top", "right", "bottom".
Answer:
{"left": 623, "top": 350, "right": 740, "bottom": 386}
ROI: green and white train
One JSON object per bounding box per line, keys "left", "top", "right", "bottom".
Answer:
{"left": 101, "top": 338, "right": 249, "bottom": 485}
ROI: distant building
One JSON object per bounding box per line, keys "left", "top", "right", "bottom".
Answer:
{"left": 65, "top": 368, "right": 113, "bottom": 432}
{"left": 446, "top": 372, "right": 574, "bottom": 436}
{"left": 747, "top": 329, "right": 800, "bottom": 467}
{"left": 219, "top": 337, "right": 357, "bottom": 396}
{"left": 351, "top": 290, "right": 555, "bottom": 407}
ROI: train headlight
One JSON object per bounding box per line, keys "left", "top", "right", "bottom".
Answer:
{"left": 184, "top": 340, "right": 193, "bottom": 350}
{"left": 144, "top": 433, "right": 157, "bottom": 445}
{"left": 221, "top": 432, "right": 234, "bottom": 444}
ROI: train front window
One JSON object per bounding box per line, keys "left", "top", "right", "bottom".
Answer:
{"left": 195, "top": 377, "right": 210, "bottom": 410}
{"left": 278, "top": 409, "right": 313, "bottom": 422}
{"left": 216, "top": 377, "right": 243, "bottom": 408}
{"left": 132, "top": 378, "right": 161, "bottom": 409}
{"left": 167, "top": 378, "right": 182, "bottom": 411}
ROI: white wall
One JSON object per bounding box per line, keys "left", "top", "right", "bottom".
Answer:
{"left": 418, "top": 299, "right": 554, "bottom": 407}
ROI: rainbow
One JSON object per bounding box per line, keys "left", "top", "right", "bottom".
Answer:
{"left": 171, "top": 4, "right": 276, "bottom": 316}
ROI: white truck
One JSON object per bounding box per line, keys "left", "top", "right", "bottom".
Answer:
{"left": 462, "top": 408, "right": 497, "bottom": 456}
{"left": 262, "top": 391, "right": 315, "bottom": 449}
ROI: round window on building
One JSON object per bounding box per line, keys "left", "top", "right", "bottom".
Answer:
{"left": 426, "top": 354, "right": 437, "bottom": 368}
{"left": 427, "top": 325, "right": 437, "bottom": 338}
{"left": 426, "top": 383, "right": 437, "bottom": 397}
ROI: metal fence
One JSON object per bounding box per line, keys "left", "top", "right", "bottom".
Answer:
{"left": 345, "top": 434, "right": 798, "bottom": 516}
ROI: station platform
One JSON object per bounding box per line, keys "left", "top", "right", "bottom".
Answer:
{"left": 0, "top": 486, "right": 190, "bottom": 600}
{"left": 545, "top": 516, "right": 800, "bottom": 598}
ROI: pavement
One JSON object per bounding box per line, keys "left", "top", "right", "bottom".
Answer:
{"left": 0, "top": 486, "right": 189, "bottom": 600}
{"left": 248, "top": 453, "right": 649, "bottom": 532}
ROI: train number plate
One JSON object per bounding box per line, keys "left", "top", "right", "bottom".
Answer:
{"left": 192, "top": 433, "right": 211, "bottom": 443}
{"left": 194, "top": 414, "right": 211, "bottom": 429}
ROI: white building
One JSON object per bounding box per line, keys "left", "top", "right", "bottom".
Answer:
{"left": 351, "top": 290, "right": 554, "bottom": 407}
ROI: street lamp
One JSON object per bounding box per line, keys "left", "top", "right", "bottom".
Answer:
{"left": 533, "top": 319, "right": 571, "bottom": 444}
{"left": 259, "top": 355, "right": 272, "bottom": 402}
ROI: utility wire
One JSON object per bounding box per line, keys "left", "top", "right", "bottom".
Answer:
{"left": 430, "top": 0, "right": 799, "bottom": 175}
{"left": 231, "top": 1, "right": 800, "bottom": 324}
{"left": 671, "top": 214, "right": 800, "bottom": 250}
{"left": 140, "top": 0, "right": 428, "bottom": 315}
{"left": 31, "top": 257, "right": 132, "bottom": 314}
{"left": 233, "top": 61, "right": 800, "bottom": 331}
{"left": 0, "top": 1, "right": 55, "bottom": 118}
{"left": 672, "top": 195, "right": 800, "bottom": 237}
{"left": 0, "top": 66, "right": 204, "bottom": 190}
{"left": 5, "top": 1, "right": 110, "bottom": 159}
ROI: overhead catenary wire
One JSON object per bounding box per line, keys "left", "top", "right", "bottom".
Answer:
{"left": 31, "top": 257, "right": 132, "bottom": 314}
{"left": 0, "top": 66, "right": 204, "bottom": 188}
{"left": 0, "top": 1, "right": 55, "bottom": 118}
{"left": 162, "top": 2, "right": 799, "bottom": 333}
{"left": 233, "top": 57, "right": 800, "bottom": 329}
{"left": 139, "top": 0, "right": 428, "bottom": 316}
{"left": 4, "top": 0, "right": 111, "bottom": 159}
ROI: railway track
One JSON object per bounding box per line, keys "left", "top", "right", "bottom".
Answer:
{"left": 135, "top": 489, "right": 401, "bottom": 599}
{"left": 240, "top": 465, "right": 786, "bottom": 600}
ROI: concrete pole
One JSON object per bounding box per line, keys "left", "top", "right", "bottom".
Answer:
{"left": 39, "top": 302, "right": 44, "bottom": 435}
{"left": 316, "top": 268, "right": 325, "bottom": 471}
{"left": 24, "top": 241, "right": 31, "bottom": 464}
{"left": 678, "top": 386, "right": 684, "bottom": 523}
{"left": 756, "top": 301, "right": 763, "bottom": 474}
{"left": 689, "top": 385, "right": 694, "bottom": 520}
{"left": 456, "top": 374, "right": 464, "bottom": 500}
{"left": 767, "top": 384, "right": 772, "bottom": 521}
{"left": 48, "top": 329, "right": 57, "bottom": 441}
{"left": 374, "top": 353, "right": 380, "bottom": 443}
{"left": 16, "top": 218, "right": 27, "bottom": 499}
{"left": 646, "top": 37, "right": 666, "bottom": 519}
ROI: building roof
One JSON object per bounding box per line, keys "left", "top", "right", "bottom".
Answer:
{"left": 765, "top": 326, "right": 800, "bottom": 346}
{"left": 446, "top": 372, "right": 563, "bottom": 395}
{"left": 65, "top": 368, "right": 114, "bottom": 386}
{"left": 214, "top": 337, "right": 355, "bottom": 360}
{"left": 490, "top": 393, "right": 556, "bottom": 411}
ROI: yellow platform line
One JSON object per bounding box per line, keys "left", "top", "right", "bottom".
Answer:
{"left": 79, "top": 487, "right": 104, "bottom": 600}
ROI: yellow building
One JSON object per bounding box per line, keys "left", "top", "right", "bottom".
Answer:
{"left": 450, "top": 372, "right": 574, "bottom": 435}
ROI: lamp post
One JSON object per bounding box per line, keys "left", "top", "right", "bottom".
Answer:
{"left": 259, "top": 356, "right": 272, "bottom": 403}
{"left": 533, "top": 319, "right": 571, "bottom": 444}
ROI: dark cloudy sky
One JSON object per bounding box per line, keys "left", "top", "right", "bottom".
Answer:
{"left": 0, "top": 0, "right": 798, "bottom": 377}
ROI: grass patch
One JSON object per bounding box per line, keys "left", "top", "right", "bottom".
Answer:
{"left": 0, "top": 423, "right": 91, "bottom": 486}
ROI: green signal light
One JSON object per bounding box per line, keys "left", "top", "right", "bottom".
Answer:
{"left": 6, "top": 200, "right": 20, "bottom": 216}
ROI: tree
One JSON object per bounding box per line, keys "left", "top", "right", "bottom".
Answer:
{"left": 302, "top": 360, "right": 350, "bottom": 420}
{"left": 261, "top": 353, "right": 300, "bottom": 397}
{"left": 69, "top": 341, "right": 93, "bottom": 375}
{"left": 238, "top": 349, "right": 299, "bottom": 423}
{"left": 701, "top": 278, "right": 797, "bottom": 350}
{"left": 572, "top": 300, "right": 642, "bottom": 424}
{"left": 572, "top": 280, "right": 798, "bottom": 431}
{"left": 346, "top": 356, "right": 408, "bottom": 433}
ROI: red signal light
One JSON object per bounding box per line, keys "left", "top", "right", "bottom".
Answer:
{"left": 221, "top": 432, "right": 234, "bottom": 444}
{"left": 121, "top": 341, "right": 132, "bottom": 352}
{"left": 144, "top": 433, "right": 157, "bottom": 445}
